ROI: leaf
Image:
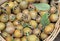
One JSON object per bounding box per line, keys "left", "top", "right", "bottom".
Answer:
{"left": 33, "top": 3, "right": 50, "bottom": 11}
{"left": 40, "top": 13, "right": 50, "bottom": 27}
{"left": 26, "top": 32, "right": 29, "bottom": 36}
{"left": 12, "top": 38, "right": 14, "bottom": 41}
{"left": 23, "top": 23, "right": 28, "bottom": 27}
{"left": 11, "top": 16, "right": 15, "bottom": 21}
{"left": 23, "top": 23, "right": 31, "bottom": 28}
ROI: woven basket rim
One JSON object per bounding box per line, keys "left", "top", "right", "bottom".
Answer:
{"left": 0, "top": 0, "right": 60, "bottom": 41}
{"left": 44, "top": 0, "right": 60, "bottom": 41}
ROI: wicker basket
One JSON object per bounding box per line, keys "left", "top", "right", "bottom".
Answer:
{"left": 0, "top": 0, "right": 60, "bottom": 41}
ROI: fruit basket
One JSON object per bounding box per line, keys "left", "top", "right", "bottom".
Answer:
{"left": 0, "top": 0, "right": 60, "bottom": 41}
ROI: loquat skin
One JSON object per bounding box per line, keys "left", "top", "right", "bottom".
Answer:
{"left": 5, "top": 25, "right": 15, "bottom": 34}
{"left": 28, "top": 4, "right": 35, "bottom": 10}
{"left": 14, "top": 30, "right": 23, "bottom": 38}
{"left": 41, "top": 32, "right": 48, "bottom": 40}
{"left": 21, "top": 36, "right": 27, "bottom": 41}
{"left": 23, "top": 27, "right": 32, "bottom": 35}
{"left": 5, "top": 6, "right": 11, "bottom": 14}
{"left": 13, "top": 20, "right": 20, "bottom": 26}
{"left": 0, "top": 22, "right": 5, "bottom": 31}
{"left": 49, "top": 14, "right": 58, "bottom": 22}
{"left": 6, "top": 22, "right": 14, "bottom": 27}
{"left": 33, "top": 28, "right": 41, "bottom": 36}
{"left": 9, "top": 14, "right": 16, "bottom": 21}
{"left": 25, "top": 0, "right": 35, "bottom": 3}
{"left": 14, "top": 1, "right": 18, "bottom": 7}
{"left": 5, "top": 36, "right": 12, "bottom": 41}
{"left": 27, "top": 35, "right": 39, "bottom": 41}
{"left": 38, "top": 24, "right": 43, "bottom": 30}
{"left": 22, "top": 10, "right": 31, "bottom": 22}
{"left": 0, "top": 14, "right": 8, "bottom": 22}
{"left": 13, "top": 6, "right": 21, "bottom": 14}
{"left": 14, "top": 38, "right": 21, "bottom": 41}
{"left": 5, "top": 22, "right": 15, "bottom": 34}
{"left": 0, "top": 8, "right": 1, "bottom": 14}
{"left": 29, "top": 20, "right": 37, "bottom": 29}
{"left": 16, "top": 13, "right": 23, "bottom": 21}
{"left": 15, "top": 0, "right": 23, "bottom": 3}
{"left": 44, "top": 23, "right": 55, "bottom": 34}
{"left": 8, "top": 2, "right": 15, "bottom": 9}
{"left": 16, "top": 25, "right": 23, "bottom": 30}
{"left": 29, "top": 10, "right": 37, "bottom": 19}
{"left": 22, "top": 13, "right": 31, "bottom": 22}
{"left": 36, "top": 15, "right": 41, "bottom": 23}
{"left": 50, "top": 6, "right": 56, "bottom": 14}
{"left": 19, "top": 1, "right": 28, "bottom": 9}
{"left": 22, "top": 9, "right": 29, "bottom": 14}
